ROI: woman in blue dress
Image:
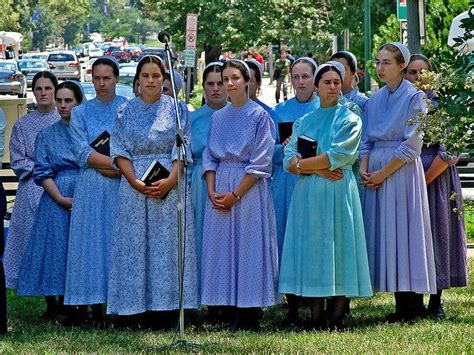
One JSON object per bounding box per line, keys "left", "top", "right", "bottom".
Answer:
{"left": 4, "top": 71, "right": 59, "bottom": 291}
{"left": 107, "top": 55, "right": 198, "bottom": 317}
{"left": 245, "top": 59, "right": 273, "bottom": 113}
{"left": 405, "top": 54, "right": 467, "bottom": 318}
{"left": 16, "top": 81, "right": 83, "bottom": 321}
{"left": 270, "top": 57, "right": 320, "bottom": 264}
{"left": 330, "top": 51, "right": 369, "bottom": 112}
{"left": 279, "top": 64, "right": 372, "bottom": 331}
{"left": 360, "top": 43, "right": 436, "bottom": 322}
{"left": 201, "top": 60, "right": 278, "bottom": 331}
{"left": 190, "top": 61, "right": 228, "bottom": 276}
{"left": 65, "top": 57, "right": 127, "bottom": 326}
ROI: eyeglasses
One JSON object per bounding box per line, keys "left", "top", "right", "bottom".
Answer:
{"left": 374, "top": 60, "right": 395, "bottom": 68}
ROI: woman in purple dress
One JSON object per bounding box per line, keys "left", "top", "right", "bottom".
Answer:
{"left": 405, "top": 54, "right": 467, "bottom": 318}
{"left": 4, "top": 71, "right": 59, "bottom": 295}
{"left": 201, "top": 60, "right": 278, "bottom": 331}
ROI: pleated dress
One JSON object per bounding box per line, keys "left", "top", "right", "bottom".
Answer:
{"left": 278, "top": 104, "right": 372, "bottom": 297}
{"left": 361, "top": 80, "right": 437, "bottom": 294}
{"left": 421, "top": 145, "right": 467, "bottom": 290}
{"left": 4, "top": 109, "right": 59, "bottom": 288}
{"left": 17, "top": 121, "right": 79, "bottom": 296}
{"left": 270, "top": 96, "right": 320, "bottom": 262}
{"left": 107, "top": 96, "right": 199, "bottom": 315}
{"left": 201, "top": 100, "right": 278, "bottom": 307}
{"left": 64, "top": 95, "right": 128, "bottom": 305}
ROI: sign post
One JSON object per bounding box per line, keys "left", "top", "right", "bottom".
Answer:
{"left": 185, "top": 13, "right": 197, "bottom": 104}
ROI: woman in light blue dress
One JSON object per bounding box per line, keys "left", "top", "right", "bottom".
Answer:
{"left": 279, "top": 64, "right": 372, "bottom": 331}
{"left": 360, "top": 43, "right": 436, "bottom": 322}
{"left": 107, "top": 55, "right": 198, "bottom": 316}
{"left": 16, "top": 82, "right": 83, "bottom": 321}
{"left": 190, "top": 61, "right": 228, "bottom": 274}
{"left": 201, "top": 60, "right": 278, "bottom": 331}
{"left": 4, "top": 71, "right": 59, "bottom": 291}
{"left": 65, "top": 57, "right": 127, "bottom": 326}
{"left": 270, "top": 57, "right": 320, "bottom": 264}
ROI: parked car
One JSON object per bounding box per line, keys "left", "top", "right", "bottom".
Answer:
{"left": 119, "top": 63, "right": 137, "bottom": 86}
{"left": 0, "top": 60, "right": 27, "bottom": 98}
{"left": 125, "top": 46, "right": 142, "bottom": 62}
{"left": 71, "top": 45, "right": 86, "bottom": 58}
{"left": 83, "top": 58, "right": 98, "bottom": 82}
{"left": 80, "top": 82, "right": 134, "bottom": 100}
{"left": 111, "top": 50, "right": 130, "bottom": 63}
{"left": 22, "top": 52, "right": 48, "bottom": 61}
{"left": 138, "top": 48, "right": 166, "bottom": 62}
{"left": 104, "top": 46, "right": 121, "bottom": 56}
{"left": 18, "top": 59, "right": 49, "bottom": 87}
{"left": 88, "top": 47, "right": 104, "bottom": 58}
{"left": 46, "top": 51, "right": 81, "bottom": 80}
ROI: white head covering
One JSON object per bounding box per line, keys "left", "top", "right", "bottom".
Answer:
{"left": 245, "top": 58, "right": 263, "bottom": 79}
{"left": 165, "top": 70, "right": 183, "bottom": 93}
{"left": 291, "top": 56, "right": 318, "bottom": 79}
{"left": 225, "top": 58, "right": 250, "bottom": 77}
{"left": 95, "top": 55, "right": 120, "bottom": 74}
{"left": 66, "top": 80, "right": 87, "bottom": 103}
{"left": 314, "top": 63, "right": 343, "bottom": 85}
{"left": 204, "top": 61, "right": 224, "bottom": 70}
{"left": 326, "top": 60, "right": 346, "bottom": 80}
{"left": 387, "top": 42, "right": 411, "bottom": 68}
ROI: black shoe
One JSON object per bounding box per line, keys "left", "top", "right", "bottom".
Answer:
{"left": 328, "top": 319, "right": 348, "bottom": 332}
{"left": 304, "top": 317, "right": 327, "bottom": 331}
{"left": 40, "top": 309, "right": 57, "bottom": 320}
{"left": 281, "top": 311, "right": 300, "bottom": 328}
{"left": 427, "top": 304, "right": 445, "bottom": 319}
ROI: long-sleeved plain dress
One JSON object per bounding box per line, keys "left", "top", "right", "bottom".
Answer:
{"left": 270, "top": 96, "right": 320, "bottom": 262}
{"left": 4, "top": 109, "right": 59, "bottom": 288}
{"left": 360, "top": 80, "right": 437, "bottom": 294}
{"left": 201, "top": 100, "right": 278, "bottom": 307}
{"left": 17, "top": 121, "right": 79, "bottom": 296}
{"left": 64, "top": 95, "right": 127, "bottom": 305}
{"left": 107, "top": 96, "right": 199, "bottom": 315}
{"left": 278, "top": 104, "right": 372, "bottom": 297}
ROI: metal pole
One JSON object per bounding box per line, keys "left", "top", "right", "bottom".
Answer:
{"left": 407, "top": 0, "right": 421, "bottom": 53}
{"left": 185, "top": 67, "right": 191, "bottom": 103}
{"left": 364, "top": 0, "right": 371, "bottom": 93}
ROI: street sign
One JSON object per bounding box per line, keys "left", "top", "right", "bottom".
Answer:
{"left": 186, "top": 31, "right": 196, "bottom": 49}
{"left": 186, "top": 13, "right": 198, "bottom": 32}
{"left": 397, "top": 0, "right": 407, "bottom": 21}
{"left": 185, "top": 13, "right": 197, "bottom": 50}
{"left": 184, "top": 49, "right": 195, "bottom": 68}
{"left": 400, "top": 20, "right": 408, "bottom": 45}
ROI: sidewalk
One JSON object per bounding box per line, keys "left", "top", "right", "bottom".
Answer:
{"left": 258, "top": 77, "right": 294, "bottom": 108}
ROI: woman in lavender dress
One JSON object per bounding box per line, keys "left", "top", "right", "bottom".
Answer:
{"left": 4, "top": 71, "right": 59, "bottom": 292}
{"left": 201, "top": 60, "right": 278, "bottom": 331}
{"left": 107, "top": 55, "right": 198, "bottom": 316}
{"left": 16, "top": 82, "right": 83, "bottom": 321}
{"left": 360, "top": 43, "right": 436, "bottom": 322}
{"left": 405, "top": 54, "right": 467, "bottom": 318}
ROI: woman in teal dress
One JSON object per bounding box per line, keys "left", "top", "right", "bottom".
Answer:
{"left": 279, "top": 64, "right": 372, "bottom": 330}
{"left": 190, "top": 61, "right": 228, "bottom": 271}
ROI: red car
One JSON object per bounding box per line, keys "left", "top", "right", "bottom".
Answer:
{"left": 104, "top": 46, "right": 121, "bottom": 56}
{"left": 111, "top": 50, "right": 130, "bottom": 63}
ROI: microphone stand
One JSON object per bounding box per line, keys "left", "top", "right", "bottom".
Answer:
{"left": 159, "top": 33, "right": 200, "bottom": 352}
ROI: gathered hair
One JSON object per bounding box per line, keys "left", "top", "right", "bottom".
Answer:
{"left": 32, "top": 71, "right": 58, "bottom": 91}
{"left": 136, "top": 55, "right": 165, "bottom": 78}
{"left": 55, "top": 81, "right": 83, "bottom": 103}
{"left": 409, "top": 53, "right": 432, "bottom": 71}
{"left": 222, "top": 60, "right": 250, "bottom": 82}
{"left": 92, "top": 57, "right": 119, "bottom": 77}
{"left": 378, "top": 43, "right": 405, "bottom": 65}
{"left": 314, "top": 65, "right": 343, "bottom": 86}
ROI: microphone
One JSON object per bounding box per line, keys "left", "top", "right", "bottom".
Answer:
{"left": 158, "top": 30, "right": 170, "bottom": 43}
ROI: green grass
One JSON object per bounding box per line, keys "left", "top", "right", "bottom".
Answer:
{"left": 464, "top": 199, "right": 474, "bottom": 243}
{"left": 1, "top": 259, "right": 473, "bottom": 352}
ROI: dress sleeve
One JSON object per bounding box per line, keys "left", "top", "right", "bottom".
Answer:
{"left": 10, "top": 120, "right": 34, "bottom": 180}
{"left": 110, "top": 102, "right": 131, "bottom": 168}
{"left": 245, "top": 111, "right": 275, "bottom": 178}
{"left": 270, "top": 109, "right": 285, "bottom": 165}
{"left": 437, "top": 145, "right": 459, "bottom": 166}
{"left": 359, "top": 107, "right": 373, "bottom": 158}
{"left": 283, "top": 117, "right": 303, "bottom": 172}
{"left": 171, "top": 101, "right": 193, "bottom": 165}
{"left": 202, "top": 115, "right": 218, "bottom": 174}
{"left": 326, "top": 110, "right": 362, "bottom": 171}
{"left": 394, "top": 92, "right": 426, "bottom": 163}
{"left": 70, "top": 105, "right": 94, "bottom": 168}
{"left": 33, "top": 131, "right": 54, "bottom": 186}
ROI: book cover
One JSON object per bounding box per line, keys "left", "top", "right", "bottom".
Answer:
{"left": 278, "top": 121, "right": 293, "bottom": 144}
{"left": 140, "top": 160, "right": 170, "bottom": 197}
{"left": 90, "top": 130, "right": 110, "bottom": 156}
{"left": 297, "top": 135, "right": 317, "bottom": 159}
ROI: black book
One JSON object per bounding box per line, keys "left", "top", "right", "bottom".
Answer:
{"left": 297, "top": 135, "right": 317, "bottom": 159}
{"left": 141, "top": 159, "right": 170, "bottom": 183}
{"left": 278, "top": 121, "right": 293, "bottom": 144}
{"left": 90, "top": 130, "right": 110, "bottom": 156}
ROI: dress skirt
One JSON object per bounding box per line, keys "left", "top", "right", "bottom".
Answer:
{"left": 17, "top": 170, "right": 78, "bottom": 296}
{"left": 201, "top": 162, "right": 279, "bottom": 307}
{"left": 190, "top": 159, "right": 205, "bottom": 274}
{"left": 363, "top": 141, "right": 437, "bottom": 293}
{"left": 107, "top": 154, "right": 199, "bottom": 315}
{"left": 64, "top": 168, "right": 119, "bottom": 305}
{"left": 278, "top": 168, "right": 372, "bottom": 297}
{"left": 420, "top": 145, "right": 467, "bottom": 290}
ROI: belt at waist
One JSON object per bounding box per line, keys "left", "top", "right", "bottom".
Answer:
{"left": 373, "top": 141, "right": 402, "bottom": 148}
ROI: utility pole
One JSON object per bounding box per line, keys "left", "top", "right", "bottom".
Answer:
{"left": 407, "top": 0, "right": 423, "bottom": 54}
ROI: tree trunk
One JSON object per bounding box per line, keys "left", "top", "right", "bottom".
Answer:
{"left": 204, "top": 43, "right": 222, "bottom": 64}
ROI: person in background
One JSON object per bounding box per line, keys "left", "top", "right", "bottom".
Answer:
{"left": 133, "top": 72, "right": 140, "bottom": 97}
{"left": 190, "top": 62, "right": 228, "bottom": 289}
{"left": 360, "top": 42, "right": 436, "bottom": 322}
{"left": 279, "top": 63, "right": 372, "bottom": 331}
{"left": 273, "top": 50, "right": 291, "bottom": 103}
{"left": 330, "top": 51, "right": 369, "bottom": 112}
{"left": 245, "top": 58, "right": 272, "bottom": 114}
{"left": 4, "top": 71, "right": 59, "bottom": 297}
{"left": 107, "top": 55, "right": 198, "bottom": 322}
{"left": 16, "top": 81, "right": 83, "bottom": 324}
{"left": 201, "top": 59, "right": 278, "bottom": 331}
{"left": 251, "top": 48, "right": 264, "bottom": 65}
{"left": 65, "top": 57, "right": 127, "bottom": 328}
{"left": 162, "top": 70, "right": 184, "bottom": 98}
{"left": 405, "top": 54, "right": 467, "bottom": 318}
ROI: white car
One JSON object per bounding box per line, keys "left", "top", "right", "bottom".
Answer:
{"left": 89, "top": 47, "right": 104, "bottom": 58}
{"left": 83, "top": 58, "right": 98, "bottom": 82}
